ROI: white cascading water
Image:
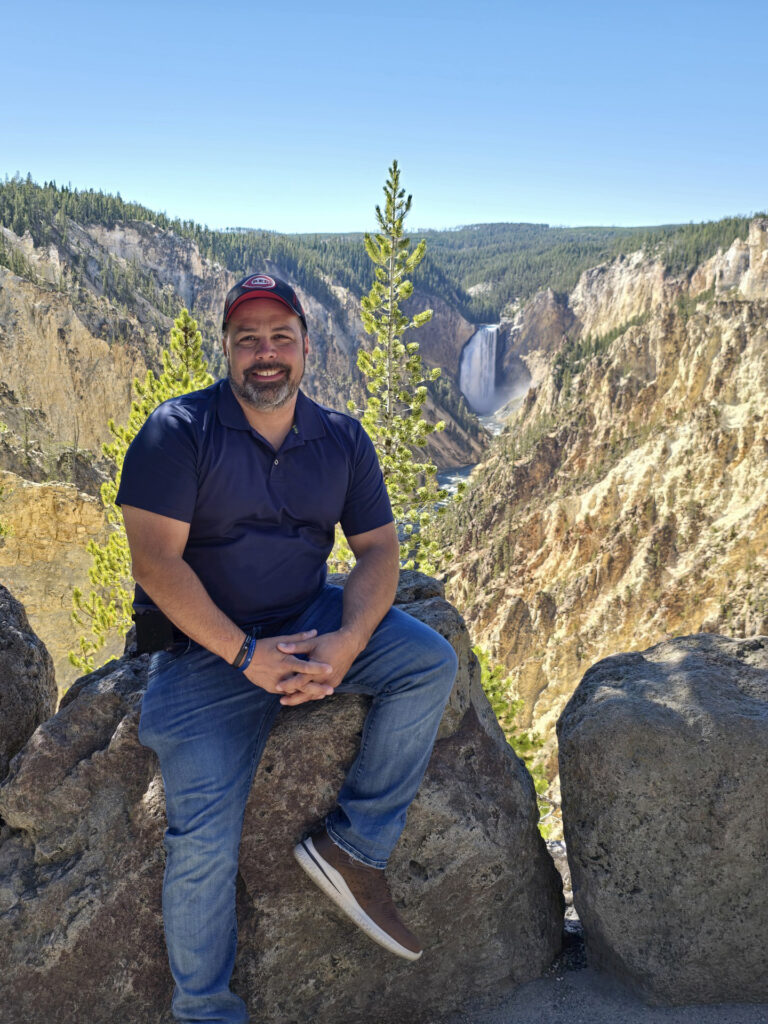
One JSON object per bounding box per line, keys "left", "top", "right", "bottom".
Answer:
{"left": 459, "top": 325, "right": 500, "bottom": 414}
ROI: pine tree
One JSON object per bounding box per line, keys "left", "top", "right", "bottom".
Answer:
{"left": 346, "top": 160, "right": 448, "bottom": 573}
{"left": 70, "top": 309, "right": 213, "bottom": 673}
{"left": 473, "top": 644, "right": 553, "bottom": 836}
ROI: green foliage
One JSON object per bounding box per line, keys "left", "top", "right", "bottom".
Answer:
{"left": 675, "top": 285, "right": 715, "bottom": 321}
{"left": 345, "top": 161, "right": 447, "bottom": 573}
{"left": 473, "top": 644, "right": 553, "bottom": 835}
{"left": 69, "top": 309, "right": 213, "bottom": 674}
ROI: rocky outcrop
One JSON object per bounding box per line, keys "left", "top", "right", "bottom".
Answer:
{"left": 692, "top": 219, "right": 768, "bottom": 300}
{"left": 0, "top": 263, "right": 153, "bottom": 452}
{"left": 569, "top": 251, "right": 680, "bottom": 339}
{"left": 0, "top": 469, "right": 121, "bottom": 694}
{"left": 0, "top": 584, "right": 56, "bottom": 781}
{"left": 0, "top": 573, "right": 563, "bottom": 1024}
{"left": 502, "top": 289, "right": 573, "bottom": 357}
{"left": 557, "top": 633, "right": 768, "bottom": 1005}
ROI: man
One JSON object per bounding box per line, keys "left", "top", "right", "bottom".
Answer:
{"left": 118, "top": 272, "right": 458, "bottom": 1024}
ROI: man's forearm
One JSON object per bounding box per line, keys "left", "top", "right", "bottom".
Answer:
{"left": 339, "top": 543, "right": 399, "bottom": 654}
{"left": 133, "top": 556, "right": 244, "bottom": 663}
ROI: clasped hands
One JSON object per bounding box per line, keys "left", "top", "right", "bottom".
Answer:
{"left": 242, "top": 627, "right": 362, "bottom": 706}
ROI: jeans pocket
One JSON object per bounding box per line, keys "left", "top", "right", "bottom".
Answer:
{"left": 147, "top": 643, "right": 187, "bottom": 683}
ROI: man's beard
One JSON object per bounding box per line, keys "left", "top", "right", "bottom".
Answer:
{"left": 228, "top": 358, "right": 302, "bottom": 410}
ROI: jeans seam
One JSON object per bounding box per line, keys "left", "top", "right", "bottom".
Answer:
{"left": 325, "top": 821, "right": 387, "bottom": 870}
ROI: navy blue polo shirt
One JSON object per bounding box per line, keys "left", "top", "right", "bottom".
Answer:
{"left": 116, "top": 379, "right": 393, "bottom": 628}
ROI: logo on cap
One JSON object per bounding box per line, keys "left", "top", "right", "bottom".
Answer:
{"left": 242, "top": 274, "right": 276, "bottom": 290}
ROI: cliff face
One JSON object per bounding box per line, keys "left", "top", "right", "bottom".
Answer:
{"left": 0, "top": 470, "right": 122, "bottom": 692}
{"left": 0, "top": 265, "right": 151, "bottom": 452}
{"left": 439, "top": 220, "right": 768, "bottom": 794}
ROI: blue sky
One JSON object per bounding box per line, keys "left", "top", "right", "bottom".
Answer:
{"left": 2, "top": 0, "right": 766, "bottom": 232}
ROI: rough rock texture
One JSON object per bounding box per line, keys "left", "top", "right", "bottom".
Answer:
{"left": 439, "top": 219, "right": 768, "bottom": 831}
{"left": 557, "top": 633, "right": 768, "bottom": 1006}
{"left": 693, "top": 219, "right": 768, "bottom": 300}
{"left": 499, "top": 288, "right": 575, "bottom": 390}
{"left": 0, "top": 262, "right": 153, "bottom": 452}
{"left": 0, "top": 573, "right": 563, "bottom": 1024}
{"left": 0, "top": 584, "right": 56, "bottom": 781}
{"left": 0, "top": 469, "right": 121, "bottom": 694}
{"left": 569, "top": 250, "right": 680, "bottom": 338}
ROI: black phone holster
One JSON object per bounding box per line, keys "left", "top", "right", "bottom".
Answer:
{"left": 134, "top": 610, "right": 186, "bottom": 654}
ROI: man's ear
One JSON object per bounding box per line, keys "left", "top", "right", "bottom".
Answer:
{"left": 303, "top": 332, "right": 310, "bottom": 358}
{"left": 222, "top": 331, "right": 229, "bottom": 358}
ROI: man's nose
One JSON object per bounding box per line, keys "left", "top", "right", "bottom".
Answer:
{"left": 252, "top": 337, "right": 278, "bottom": 357}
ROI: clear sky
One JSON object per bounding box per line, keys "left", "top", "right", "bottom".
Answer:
{"left": 2, "top": 0, "right": 766, "bottom": 232}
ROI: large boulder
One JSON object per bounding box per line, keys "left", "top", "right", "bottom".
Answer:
{"left": 0, "top": 573, "right": 563, "bottom": 1024}
{"left": 0, "top": 583, "right": 56, "bottom": 782}
{"left": 557, "top": 633, "right": 768, "bottom": 1005}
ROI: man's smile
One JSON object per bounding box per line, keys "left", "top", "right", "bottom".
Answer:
{"left": 247, "top": 366, "right": 287, "bottom": 381}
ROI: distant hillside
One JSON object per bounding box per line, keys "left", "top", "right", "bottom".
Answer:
{"left": 2, "top": 175, "right": 763, "bottom": 325}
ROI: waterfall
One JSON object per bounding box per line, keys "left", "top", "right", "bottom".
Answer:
{"left": 459, "top": 325, "right": 500, "bottom": 414}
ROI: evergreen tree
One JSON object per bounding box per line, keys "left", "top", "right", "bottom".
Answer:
{"left": 473, "top": 644, "right": 553, "bottom": 836}
{"left": 346, "top": 160, "right": 448, "bottom": 573}
{"left": 70, "top": 309, "right": 213, "bottom": 673}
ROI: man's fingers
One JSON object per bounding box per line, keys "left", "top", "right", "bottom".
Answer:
{"left": 279, "top": 688, "right": 331, "bottom": 707}
{"left": 276, "top": 638, "right": 317, "bottom": 655}
{"left": 275, "top": 671, "right": 334, "bottom": 694}
{"left": 286, "top": 655, "right": 332, "bottom": 676}
{"left": 276, "top": 629, "right": 317, "bottom": 648}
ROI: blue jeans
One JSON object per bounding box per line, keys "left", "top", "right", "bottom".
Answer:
{"left": 138, "top": 584, "right": 458, "bottom": 1024}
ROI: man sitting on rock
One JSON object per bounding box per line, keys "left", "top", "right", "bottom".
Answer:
{"left": 117, "top": 272, "right": 458, "bottom": 1024}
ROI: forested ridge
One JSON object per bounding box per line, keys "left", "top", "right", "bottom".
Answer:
{"left": 1, "top": 175, "right": 763, "bottom": 324}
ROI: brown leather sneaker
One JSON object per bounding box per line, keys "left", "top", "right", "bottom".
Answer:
{"left": 294, "top": 829, "right": 423, "bottom": 961}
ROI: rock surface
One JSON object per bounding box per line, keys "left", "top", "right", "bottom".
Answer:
{"left": 0, "top": 470, "right": 121, "bottom": 693}
{"left": 0, "top": 584, "right": 56, "bottom": 782}
{"left": 557, "top": 633, "right": 768, "bottom": 1005}
{"left": 0, "top": 573, "right": 563, "bottom": 1024}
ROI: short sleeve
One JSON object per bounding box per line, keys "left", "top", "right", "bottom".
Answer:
{"left": 116, "top": 400, "right": 199, "bottom": 523}
{"left": 339, "top": 425, "right": 394, "bottom": 537}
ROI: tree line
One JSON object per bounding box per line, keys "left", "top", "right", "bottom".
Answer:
{"left": 1, "top": 174, "right": 762, "bottom": 327}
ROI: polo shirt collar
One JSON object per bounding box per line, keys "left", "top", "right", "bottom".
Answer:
{"left": 217, "top": 380, "right": 325, "bottom": 442}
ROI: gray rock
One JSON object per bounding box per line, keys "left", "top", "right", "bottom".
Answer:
{"left": 0, "top": 583, "right": 56, "bottom": 782}
{"left": 0, "top": 572, "right": 563, "bottom": 1024}
{"left": 557, "top": 633, "right": 768, "bottom": 1006}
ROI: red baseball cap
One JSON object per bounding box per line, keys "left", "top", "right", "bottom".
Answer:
{"left": 222, "top": 273, "right": 307, "bottom": 331}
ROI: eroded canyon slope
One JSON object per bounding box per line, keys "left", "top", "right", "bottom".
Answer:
{"left": 437, "top": 220, "right": 768, "bottom": 796}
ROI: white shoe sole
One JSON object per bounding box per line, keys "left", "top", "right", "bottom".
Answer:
{"left": 293, "top": 836, "right": 423, "bottom": 962}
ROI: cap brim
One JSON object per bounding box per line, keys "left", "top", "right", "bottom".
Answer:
{"left": 225, "top": 292, "right": 297, "bottom": 323}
